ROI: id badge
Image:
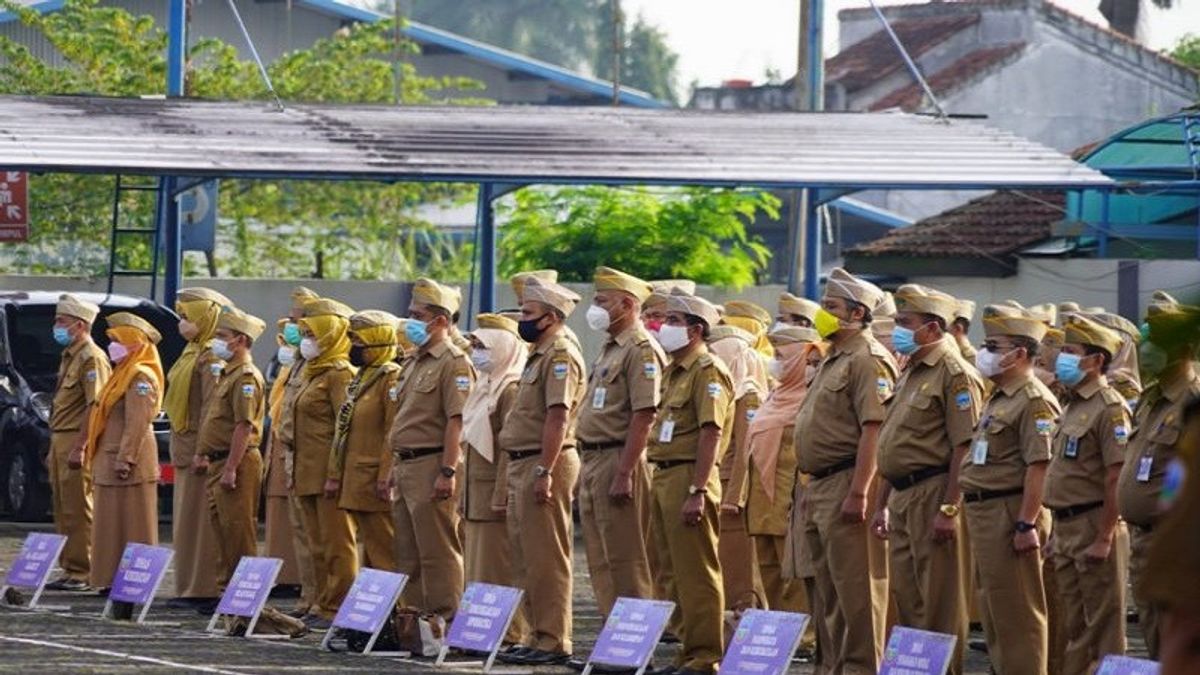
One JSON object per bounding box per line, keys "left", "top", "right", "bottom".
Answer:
{"left": 591, "top": 387, "right": 607, "bottom": 410}
{"left": 658, "top": 419, "right": 676, "bottom": 444}
{"left": 1064, "top": 436, "right": 1079, "bottom": 459}
{"left": 1136, "top": 455, "right": 1153, "bottom": 483}
{"left": 971, "top": 437, "right": 988, "bottom": 465}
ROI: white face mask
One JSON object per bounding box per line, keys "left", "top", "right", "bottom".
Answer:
{"left": 767, "top": 359, "right": 783, "bottom": 380}
{"left": 770, "top": 321, "right": 789, "bottom": 334}
{"left": 299, "top": 337, "right": 321, "bottom": 361}
{"left": 975, "top": 349, "right": 1011, "bottom": 379}
{"left": 656, "top": 324, "right": 691, "bottom": 353}
{"left": 276, "top": 344, "right": 296, "bottom": 366}
{"left": 585, "top": 304, "right": 612, "bottom": 332}
{"left": 211, "top": 338, "right": 234, "bottom": 361}
{"left": 470, "top": 348, "right": 492, "bottom": 373}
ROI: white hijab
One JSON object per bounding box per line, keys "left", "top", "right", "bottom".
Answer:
{"left": 461, "top": 328, "right": 526, "bottom": 462}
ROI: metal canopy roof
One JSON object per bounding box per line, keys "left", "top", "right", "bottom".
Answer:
{"left": 0, "top": 95, "right": 1112, "bottom": 190}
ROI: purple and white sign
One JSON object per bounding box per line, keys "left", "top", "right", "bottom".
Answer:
{"left": 1096, "top": 655, "right": 1161, "bottom": 675}
{"left": 587, "top": 597, "right": 675, "bottom": 671}
{"left": 322, "top": 568, "right": 408, "bottom": 653}
{"left": 445, "top": 583, "right": 523, "bottom": 654}
{"left": 109, "top": 544, "right": 172, "bottom": 605}
{"left": 879, "top": 626, "right": 958, "bottom": 675}
{"left": 215, "top": 556, "right": 280, "bottom": 618}
{"left": 720, "top": 609, "right": 810, "bottom": 675}
{"left": 3, "top": 532, "right": 66, "bottom": 589}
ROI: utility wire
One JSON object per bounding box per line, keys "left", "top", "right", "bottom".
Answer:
{"left": 225, "top": 0, "right": 285, "bottom": 111}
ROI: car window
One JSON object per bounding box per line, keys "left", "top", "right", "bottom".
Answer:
{"left": 7, "top": 305, "right": 59, "bottom": 378}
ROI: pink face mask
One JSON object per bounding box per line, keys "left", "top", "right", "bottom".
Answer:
{"left": 107, "top": 341, "right": 129, "bottom": 364}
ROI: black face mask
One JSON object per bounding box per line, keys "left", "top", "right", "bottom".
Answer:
{"left": 348, "top": 345, "right": 367, "bottom": 367}
{"left": 518, "top": 314, "right": 548, "bottom": 343}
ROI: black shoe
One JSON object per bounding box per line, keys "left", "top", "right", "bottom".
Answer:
{"left": 969, "top": 639, "right": 988, "bottom": 653}
{"left": 659, "top": 632, "right": 680, "bottom": 644}
{"left": 48, "top": 577, "right": 92, "bottom": 592}
{"left": 674, "top": 669, "right": 715, "bottom": 675}
{"left": 645, "top": 666, "right": 676, "bottom": 675}
{"left": 96, "top": 587, "right": 111, "bottom": 597}
{"left": 497, "top": 647, "right": 537, "bottom": 664}
{"left": 269, "top": 584, "right": 302, "bottom": 599}
{"left": 286, "top": 607, "right": 310, "bottom": 619}
{"left": 302, "top": 614, "right": 333, "bottom": 630}
{"left": 193, "top": 599, "right": 221, "bottom": 616}
{"left": 522, "top": 650, "right": 571, "bottom": 666}
{"left": 566, "top": 657, "right": 588, "bottom": 672}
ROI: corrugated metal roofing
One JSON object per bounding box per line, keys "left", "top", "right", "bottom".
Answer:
{"left": 0, "top": 95, "right": 1112, "bottom": 190}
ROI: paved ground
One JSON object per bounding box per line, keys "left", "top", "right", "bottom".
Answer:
{"left": 0, "top": 521, "right": 1148, "bottom": 673}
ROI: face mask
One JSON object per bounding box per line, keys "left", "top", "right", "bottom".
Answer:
{"left": 518, "top": 315, "right": 548, "bottom": 343}
{"left": 814, "top": 308, "right": 842, "bottom": 339}
{"left": 276, "top": 344, "right": 296, "bottom": 366}
{"left": 211, "top": 339, "right": 234, "bottom": 361}
{"left": 767, "top": 359, "right": 784, "bottom": 380}
{"left": 471, "top": 348, "right": 493, "bottom": 373}
{"left": 107, "top": 341, "right": 129, "bottom": 364}
{"left": 656, "top": 324, "right": 691, "bottom": 353}
{"left": 891, "top": 326, "right": 919, "bottom": 355}
{"left": 1139, "top": 341, "right": 1168, "bottom": 377}
{"left": 586, "top": 304, "right": 612, "bottom": 332}
{"left": 282, "top": 322, "right": 302, "bottom": 347}
{"left": 770, "top": 321, "right": 790, "bottom": 334}
{"left": 300, "top": 337, "right": 321, "bottom": 361}
{"left": 405, "top": 319, "right": 430, "bottom": 347}
{"left": 1055, "top": 352, "right": 1087, "bottom": 387}
{"left": 975, "top": 348, "right": 1010, "bottom": 378}
{"left": 348, "top": 344, "right": 367, "bottom": 367}
{"left": 178, "top": 319, "right": 199, "bottom": 342}
{"left": 53, "top": 326, "right": 71, "bottom": 347}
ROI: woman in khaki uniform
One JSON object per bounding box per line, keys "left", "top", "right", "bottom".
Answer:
{"left": 75, "top": 313, "right": 164, "bottom": 591}
{"left": 326, "top": 310, "right": 402, "bottom": 570}
{"left": 163, "top": 287, "right": 229, "bottom": 604}
{"left": 461, "top": 314, "right": 528, "bottom": 643}
{"left": 264, "top": 321, "right": 302, "bottom": 588}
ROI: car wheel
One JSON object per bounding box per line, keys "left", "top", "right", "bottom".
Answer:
{"left": 7, "top": 443, "right": 50, "bottom": 521}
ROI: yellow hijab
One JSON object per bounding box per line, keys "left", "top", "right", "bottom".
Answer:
{"left": 300, "top": 313, "right": 352, "bottom": 377}
{"left": 723, "top": 315, "right": 775, "bottom": 358}
{"left": 354, "top": 323, "right": 399, "bottom": 369}
{"left": 85, "top": 325, "right": 164, "bottom": 460}
{"left": 163, "top": 299, "right": 221, "bottom": 433}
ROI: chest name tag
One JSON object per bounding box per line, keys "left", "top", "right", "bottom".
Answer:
{"left": 1064, "top": 436, "right": 1079, "bottom": 459}
{"left": 658, "top": 419, "right": 675, "bottom": 444}
{"left": 592, "top": 387, "right": 607, "bottom": 410}
{"left": 1136, "top": 455, "right": 1153, "bottom": 483}
{"left": 971, "top": 437, "right": 988, "bottom": 466}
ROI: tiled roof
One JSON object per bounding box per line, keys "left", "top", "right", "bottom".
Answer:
{"left": 824, "top": 13, "right": 982, "bottom": 92}
{"left": 846, "top": 190, "right": 1065, "bottom": 258}
{"left": 869, "top": 42, "right": 1026, "bottom": 111}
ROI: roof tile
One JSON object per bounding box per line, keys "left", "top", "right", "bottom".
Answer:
{"left": 825, "top": 13, "right": 982, "bottom": 92}
{"left": 869, "top": 42, "right": 1026, "bottom": 111}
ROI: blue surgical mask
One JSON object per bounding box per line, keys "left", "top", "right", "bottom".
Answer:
{"left": 405, "top": 319, "right": 430, "bottom": 347}
{"left": 282, "top": 322, "right": 301, "bottom": 346}
{"left": 52, "top": 326, "right": 72, "bottom": 347}
{"left": 1055, "top": 352, "right": 1086, "bottom": 387}
{"left": 891, "top": 326, "right": 919, "bottom": 355}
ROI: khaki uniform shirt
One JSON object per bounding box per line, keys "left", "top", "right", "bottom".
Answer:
{"left": 51, "top": 339, "right": 109, "bottom": 432}
{"left": 196, "top": 351, "right": 265, "bottom": 456}
{"left": 720, "top": 392, "right": 760, "bottom": 508}
{"left": 169, "top": 350, "right": 225, "bottom": 466}
{"left": 878, "top": 338, "right": 981, "bottom": 481}
{"left": 1045, "top": 376, "right": 1128, "bottom": 509}
{"left": 647, "top": 346, "right": 734, "bottom": 463}
{"left": 463, "top": 383, "right": 518, "bottom": 521}
{"left": 498, "top": 332, "right": 586, "bottom": 452}
{"left": 959, "top": 371, "right": 1061, "bottom": 492}
{"left": 291, "top": 363, "right": 354, "bottom": 497}
{"left": 94, "top": 367, "right": 160, "bottom": 486}
{"left": 958, "top": 338, "right": 978, "bottom": 362}
{"left": 265, "top": 363, "right": 293, "bottom": 499}
{"left": 577, "top": 323, "right": 664, "bottom": 444}
{"left": 337, "top": 363, "right": 402, "bottom": 512}
{"left": 387, "top": 340, "right": 474, "bottom": 451}
{"left": 795, "top": 330, "right": 898, "bottom": 474}
{"left": 1118, "top": 371, "right": 1200, "bottom": 527}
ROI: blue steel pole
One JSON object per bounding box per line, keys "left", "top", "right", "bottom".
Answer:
{"left": 806, "top": 0, "right": 823, "bottom": 111}
{"left": 161, "top": 0, "right": 186, "bottom": 306}
{"left": 1098, "top": 189, "right": 1110, "bottom": 259}
{"left": 479, "top": 183, "right": 496, "bottom": 312}
{"left": 803, "top": 190, "right": 821, "bottom": 300}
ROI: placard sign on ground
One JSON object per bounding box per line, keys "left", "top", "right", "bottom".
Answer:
{"left": 0, "top": 532, "right": 66, "bottom": 609}
{"left": 103, "top": 543, "right": 173, "bottom": 624}
{"left": 205, "top": 557, "right": 282, "bottom": 637}
{"left": 435, "top": 582, "right": 524, "bottom": 671}
{"left": 1096, "top": 655, "right": 1161, "bottom": 675}
{"left": 321, "top": 568, "right": 408, "bottom": 655}
{"left": 879, "top": 626, "right": 958, "bottom": 675}
{"left": 720, "top": 609, "right": 810, "bottom": 675}
{"left": 584, "top": 597, "right": 676, "bottom": 675}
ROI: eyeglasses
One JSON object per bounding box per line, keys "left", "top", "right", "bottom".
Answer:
{"left": 982, "top": 341, "right": 1015, "bottom": 353}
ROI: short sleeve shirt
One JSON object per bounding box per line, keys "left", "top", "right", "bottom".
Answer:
{"left": 388, "top": 340, "right": 474, "bottom": 450}
{"left": 498, "top": 334, "right": 587, "bottom": 452}
{"left": 1045, "top": 377, "right": 1129, "bottom": 509}
{"left": 1118, "top": 373, "right": 1200, "bottom": 526}
{"left": 959, "top": 373, "right": 1062, "bottom": 492}
{"left": 647, "top": 347, "right": 734, "bottom": 463}
{"left": 197, "top": 353, "right": 266, "bottom": 454}
{"left": 51, "top": 340, "right": 110, "bottom": 432}
{"left": 576, "top": 323, "right": 664, "bottom": 444}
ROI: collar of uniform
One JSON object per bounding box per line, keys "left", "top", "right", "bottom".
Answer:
{"left": 999, "top": 369, "right": 1037, "bottom": 398}
{"left": 420, "top": 339, "right": 450, "bottom": 360}
{"left": 830, "top": 329, "right": 868, "bottom": 358}
{"left": 916, "top": 335, "right": 954, "bottom": 368}
{"left": 224, "top": 349, "right": 253, "bottom": 371}
{"left": 1074, "top": 374, "right": 1106, "bottom": 400}
{"left": 668, "top": 344, "right": 707, "bottom": 373}
{"left": 608, "top": 322, "right": 639, "bottom": 347}
{"left": 62, "top": 337, "right": 86, "bottom": 360}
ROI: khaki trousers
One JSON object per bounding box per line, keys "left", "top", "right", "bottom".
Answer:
{"left": 965, "top": 496, "right": 1050, "bottom": 675}
{"left": 719, "top": 505, "right": 764, "bottom": 610}
{"left": 206, "top": 449, "right": 263, "bottom": 590}
{"left": 506, "top": 450, "right": 580, "bottom": 654}
{"left": 298, "top": 493, "right": 358, "bottom": 619}
{"left": 1128, "top": 527, "right": 1160, "bottom": 659}
{"left": 172, "top": 463, "right": 221, "bottom": 598}
{"left": 651, "top": 463, "right": 724, "bottom": 673}
{"left": 48, "top": 431, "right": 91, "bottom": 581}
{"left": 265, "top": 495, "right": 300, "bottom": 586}
{"left": 886, "top": 476, "right": 969, "bottom": 675}
{"left": 578, "top": 448, "right": 654, "bottom": 617}
{"left": 1051, "top": 511, "right": 1129, "bottom": 675}
{"left": 802, "top": 469, "right": 887, "bottom": 675}
{"left": 754, "top": 535, "right": 806, "bottom": 612}
{"left": 465, "top": 518, "right": 530, "bottom": 643}
{"left": 90, "top": 482, "right": 157, "bottom": 589}
{"left": 392, "top": 452, "right": 463, "bottom": 619}
{"left": 288, "top": 492, "right": 318, "bottom": 612}
{"left": 349, "top": 509, "right": 396, "bottom": 572}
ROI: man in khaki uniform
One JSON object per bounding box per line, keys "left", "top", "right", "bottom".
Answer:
{"left": 197, "top": 306, "right": 266, "bottom": 589}
{"left": 871, "top": 285, "right": 980, "bottom": 675}
{"left": 497, "top": 277, "right": 586, "bottom": 665}
{"left": 794, "top": 268, "right": 897, "bottom": 675}
{"left": 642, "top": 280, "right": 696, "bottom": 337}
{"left": 646, "top": 289, "right": 732, "bottom": 675}
{"left": 46, "top": 294, "right": 110, "bottom": 591}
{"left": 1118, "top": 291, "right": 1200, "bottom": 658}
{"left": 387, "top": 279, "right": 472, "bottom": 620}
{"left": 776, "top": 292, "right": 819, "bottom": 330}
{"left": 956, "top": 304, "right": 1059, "bottom": 675}
{"left": 511, "top": 270, "right": 582, "bottom": 353}
{"left": 1045, "top": 314, "right": 1130, "bottom": 674}
{"left": 575, "top": 267, "right": 661, "bottom": 619}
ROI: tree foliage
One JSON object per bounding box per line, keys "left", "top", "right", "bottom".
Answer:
{"left": 1171, "top": 34, "right": 1200, "bottom": 72}
{"left": 498, "top": 186, "right": 778, "bottom": 288}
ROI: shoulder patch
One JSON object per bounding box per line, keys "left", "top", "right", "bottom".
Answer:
{"left": 388, "top": 383, "right": 401, "bottom": 402}
{"left": 86, "top": 369, "right": 97, "bottom": 382}
{"left": 1034, "top": 414, "right": 1055, "bottom": 436}
{"left": 552, "top": 360, "right": 569, "bottom": 380}
{"left": 954, "top": 390, "right": 972, "bottom": 411}
{"left": 134, "top": 381, "right": 152, "bottom": 397}
{"left": 455, "top": 374, "right": 470, "bottom": 392}
{"left": 707, "top": 381, "right": 723, "bottom": 399}
{"left": 876, "top": 377, "right": 891, "bottom": 400}
{"left": 210, "top": 362, "right": 224, "bottom": 377}
{"left": 642, "top": 360, "right": 658, "bottom": 380}
{"left": 1113, "top": 423, "right": 1129, "bottom": 446}
{"left": 241, "top": 383, "right": 255, "bottom": 398}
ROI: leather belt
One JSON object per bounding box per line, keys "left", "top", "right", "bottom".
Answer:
{"left": 888, "top": 465, "right": 950, "bottom": 492}
{"left": 652, "top": 459, "right": 694, "bottom": 471}
{"left": 808, "top": 457, "right": 857, "bottom": 481}
{"left": 1052, "top": 501, "right": 1103, "bottom": 520}
{"left": 395, "top": 447, "right": 442, "bottom": 461}
{"left": 963, "top": 486, "right": 1023, "bottom": 504}
{"left": 507, "top": 449, "right": 542, "bottom": 461}
{"left": 579, "top": 440, "right": 624, "bottom": 452}
{"left": 205, "top": 450, "right": 230, "bottom": 462}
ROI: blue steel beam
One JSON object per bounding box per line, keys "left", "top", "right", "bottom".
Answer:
{"left": 477, "top": 183, "right": 497, "bottom": 313}
{"left": 803, "top": 190, "right": 822, "bottom": 300}
{"left": 161, "top": 0, "right": 187, "bottom": 306}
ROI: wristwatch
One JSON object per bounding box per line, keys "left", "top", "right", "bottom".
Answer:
{"left": 1014, "top": 520, "right": 1036, "bottom": 533}
{"left": 439, "top": 465, "right": 456, "bottom": 478}
{"left": 688, "top": 485, "right": 708, "bottom": 496}
{"left": 534, "top": 465, "right": 551, "bottom": 478}
{"left": 938, "top": 503, "right": 960, "bottom": 518}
